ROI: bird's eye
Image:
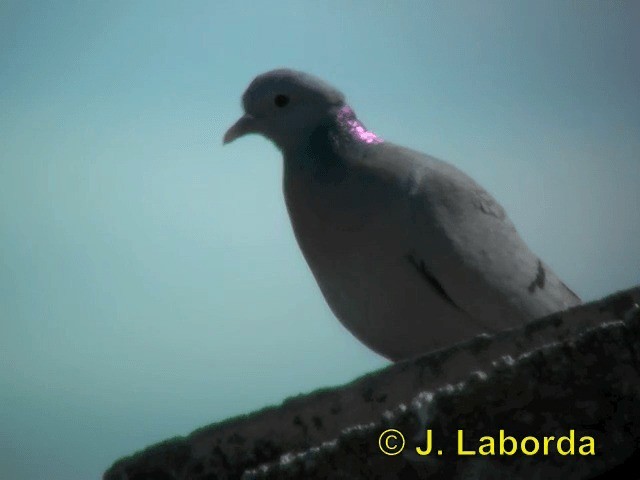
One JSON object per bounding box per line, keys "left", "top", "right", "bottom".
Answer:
{"left": 274, "top": 94, "right": 289, "bottom": 107}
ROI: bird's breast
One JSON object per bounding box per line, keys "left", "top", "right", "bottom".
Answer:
{"left": 284, "top": 172, "right": 410, "bottom": 326}
{"left": 283, "top": 169, "right": 397, "bottom": 262}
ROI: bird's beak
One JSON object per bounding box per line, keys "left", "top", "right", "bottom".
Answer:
{"left": 223, "top": 114, "right": 257, "bottom": 145}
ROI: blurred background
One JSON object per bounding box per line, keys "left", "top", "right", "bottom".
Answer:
{"left": 1, "top": 1, "right": 638, "bottom": 478}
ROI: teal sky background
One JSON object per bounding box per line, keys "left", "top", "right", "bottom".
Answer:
{"left": 1, "top": 1, "right": 638, "bottom": 478}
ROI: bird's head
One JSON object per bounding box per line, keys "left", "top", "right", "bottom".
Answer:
{"left": 223, "top": 69, "right": 347, "bottom": 152}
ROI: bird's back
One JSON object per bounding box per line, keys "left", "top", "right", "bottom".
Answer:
{"left": 375, "top": 142, "right": 581, "bottom": 320}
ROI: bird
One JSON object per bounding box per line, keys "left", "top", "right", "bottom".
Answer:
{"left": 223, "top": 69, "right": 581, "bottom": 361}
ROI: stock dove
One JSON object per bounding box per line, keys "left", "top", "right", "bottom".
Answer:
{"left": 223, "top": 69, "right": 581, "bottom": 361}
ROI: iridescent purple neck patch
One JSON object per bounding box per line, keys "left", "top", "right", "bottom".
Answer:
{"left": 336, "top": 105, "right": 383, "bottom": 144}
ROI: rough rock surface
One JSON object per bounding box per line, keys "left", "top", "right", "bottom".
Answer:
{"left": 104, "top": 286, "right": 640, "bottom": 480}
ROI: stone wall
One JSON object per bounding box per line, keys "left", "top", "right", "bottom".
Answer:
{"left": 104, "top": 286, "right": 640, "bottom": 480}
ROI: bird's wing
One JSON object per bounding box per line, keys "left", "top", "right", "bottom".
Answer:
{"left": 366, "top": 143, "right": 580, "bottom": 330}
